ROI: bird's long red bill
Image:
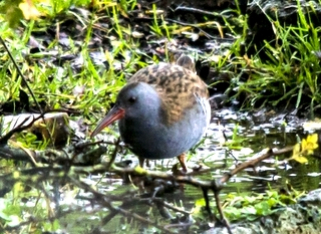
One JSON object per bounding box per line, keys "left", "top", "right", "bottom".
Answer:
{"left": 90, "top": 106, "right": 125, "bottom": 138}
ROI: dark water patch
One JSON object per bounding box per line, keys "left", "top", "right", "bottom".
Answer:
{"left": 202, "top": 109, "right": 321, "bottom": 195}
{"left": 53, "top": 106, "right": 321, "bottom": 233}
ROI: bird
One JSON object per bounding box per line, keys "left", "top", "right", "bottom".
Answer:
{"left": 91, "top": 55, "right": 211, "bottom": 172}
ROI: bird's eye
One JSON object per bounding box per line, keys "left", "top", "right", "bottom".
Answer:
{"left": 128, "top": 96, "right": 136, "bottom": 104}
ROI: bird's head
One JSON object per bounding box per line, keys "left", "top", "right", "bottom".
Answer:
{"left": 90, "top": 82, "right": 161, "bottom": 137}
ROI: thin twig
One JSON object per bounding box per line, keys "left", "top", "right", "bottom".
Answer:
{"left": 212, "top": 187, "right": 232, "bottom": 234}
{"left": 67, "top": 176, "right": 178, "bottom": 234}
{"left": 0, "top": 36, "right": 55, "bottom": 146}
{"left": 105, "top": 137, "right": 121, "bottom": 170}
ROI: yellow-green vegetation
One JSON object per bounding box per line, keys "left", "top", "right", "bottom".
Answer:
{"left": 1, "top": 0, "right": 321, "bottom": 115}
{"left": 223, "top": 188, "right": 302, "bottom": 221}
{"left": 233, "top": 2, "right": 321, "bottom": 113}
{"left": 291, "top": 134, "right": 319, "bottom": 163}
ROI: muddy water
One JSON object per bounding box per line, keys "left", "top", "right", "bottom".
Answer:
{"left": 61, "top": 109, "right": 321, "bottom": 233}
{"left": 205, "top": 109, "right": 321, "bottom": 194}
{"left": 102, "top": 108, "right": 321, "bottom": 199}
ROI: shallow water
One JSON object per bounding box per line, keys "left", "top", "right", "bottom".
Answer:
{"left": 60, "top": 109, "right": 321, "bottom": 233}
{"left": 207, "top": 109, "right": 321, "bottom": 194}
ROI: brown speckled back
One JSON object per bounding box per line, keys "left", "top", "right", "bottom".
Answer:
{"left": 128, "top": 55, "right": 208, "bottom": 124}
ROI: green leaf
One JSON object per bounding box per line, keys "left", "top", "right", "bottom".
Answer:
{"left": 0, "top": 2, "right": 24, "bottom": 28}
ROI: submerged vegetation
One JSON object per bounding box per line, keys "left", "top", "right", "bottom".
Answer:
{"left": 1, "top": 0, "right": 321, "bottom": 233}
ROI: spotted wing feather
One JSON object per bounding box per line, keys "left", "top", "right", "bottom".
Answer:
{"left": 128, "top": 60, "right": 208, "bottom": 125}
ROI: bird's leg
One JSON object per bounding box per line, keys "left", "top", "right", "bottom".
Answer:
{"left": 177, "top": 153, "right": 188, "bottom": 172}
{"left": 139, "top": 157, "right": 145, "bottom": 168}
